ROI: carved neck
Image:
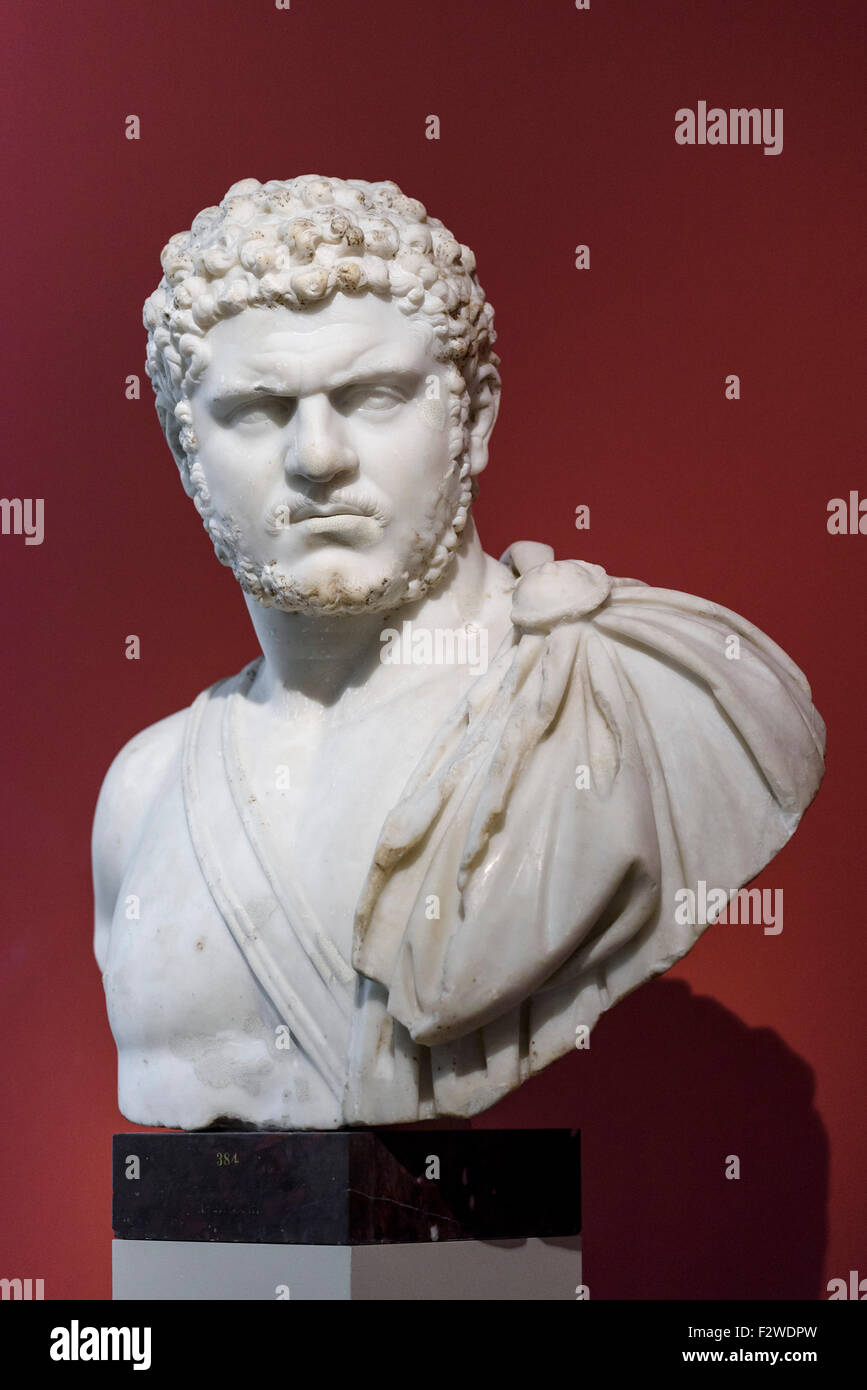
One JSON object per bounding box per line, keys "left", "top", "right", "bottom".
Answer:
{"left": 244, "top": 519, "right": 495, "bottom": 709}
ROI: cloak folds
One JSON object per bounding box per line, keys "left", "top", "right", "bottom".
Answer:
{"left": 184, "top": 543, "right": 825, "bottom": 1123}
{"left": 349, "top": 543, "right": 825, "bottom": 1116}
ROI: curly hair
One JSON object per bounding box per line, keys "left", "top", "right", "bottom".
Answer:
{"left": 143, "top": 174, "right": 500, "bottom": 487}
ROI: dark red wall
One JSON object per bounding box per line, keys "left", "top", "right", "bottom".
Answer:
{"left": 1, "top": 0, "right": 863, "bottom": 1299}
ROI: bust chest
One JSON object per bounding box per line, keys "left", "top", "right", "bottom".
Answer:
{"left": 103, "top": 764, "right": 348, "bottom": 1128}
{"left": 236, "top": 668, "right": 473, "bottom": 957}
{"left": 102, "top": 662, "right": 476, "bottom": 1128}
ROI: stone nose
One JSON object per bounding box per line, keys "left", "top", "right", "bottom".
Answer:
{"left": 285, "top": 395, "right": 358, "bottom": 483}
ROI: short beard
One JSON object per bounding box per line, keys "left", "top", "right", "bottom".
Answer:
{"left": 190, "top": 459, "right": 476, "bottom": 618}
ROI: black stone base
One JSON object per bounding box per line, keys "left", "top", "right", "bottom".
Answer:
{"left": 112, "top": 1129, "right": 581, "bottom": 1246}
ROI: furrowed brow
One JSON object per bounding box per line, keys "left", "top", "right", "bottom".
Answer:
{"left": 209, "top": 379, "right": 291, "bottom": 404}
{"left": 208, "top": 365, "right": 425, "bottom": 406}
{"left": 327, "top": 366, "right": 422, "bottom": 393}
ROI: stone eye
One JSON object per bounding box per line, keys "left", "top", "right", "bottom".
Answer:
{"left": 230, "top": 398, "right": 295, "bottom": 427}
{"left": 341, "top": 385, "right": 403, "bottom": 412}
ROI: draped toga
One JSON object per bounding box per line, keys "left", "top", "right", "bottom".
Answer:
{"left": 181, "top": 542, "right": 825, "bottom": 1125}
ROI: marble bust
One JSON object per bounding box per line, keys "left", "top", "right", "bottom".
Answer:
{"left": 93, "top": 175, "right": 825, "bottom": 1131}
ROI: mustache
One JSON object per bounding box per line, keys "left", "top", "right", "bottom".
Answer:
{"left": 264, "top": 492, "right": 388, "bottom": 533}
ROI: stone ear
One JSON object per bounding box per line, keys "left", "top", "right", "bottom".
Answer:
{"left": 466, "top": 362, "right": 501, "bottom": 476}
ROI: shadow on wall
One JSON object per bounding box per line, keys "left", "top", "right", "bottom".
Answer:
{"left": 475, "top": 977, "right": 829, "bottom": 1300}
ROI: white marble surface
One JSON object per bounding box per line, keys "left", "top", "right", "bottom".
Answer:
{"left": 94, "top": 176, "right": 825, "bottom": 1129}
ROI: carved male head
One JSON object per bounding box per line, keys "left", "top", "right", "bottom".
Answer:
{"left": 144, "top": 176, "right": 501, "bottom": 614}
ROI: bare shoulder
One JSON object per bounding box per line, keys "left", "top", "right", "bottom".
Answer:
{"left": 92, "top": 708, "right": 189, "bottom": 969}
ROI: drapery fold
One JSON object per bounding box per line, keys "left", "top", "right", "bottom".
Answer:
{"left": 352, "top": 550, "right": 825, "bottom": 1059}
{"left": 182, "top": 543, "right": 825, "bottom": 1122}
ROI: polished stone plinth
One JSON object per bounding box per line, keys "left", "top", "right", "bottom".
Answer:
{"left": 112, "top": 1129, "right": 581, "bottom": 1300}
